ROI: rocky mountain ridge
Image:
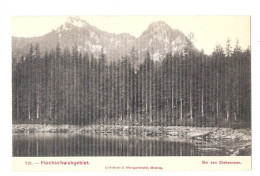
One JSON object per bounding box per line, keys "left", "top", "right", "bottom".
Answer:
{"left": 12, "top": 17, "right": 190, "bottom": 63}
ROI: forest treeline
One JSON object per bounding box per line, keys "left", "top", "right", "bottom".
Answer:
{"left": 12, "top": 39, "right": 251, "bottom": 128}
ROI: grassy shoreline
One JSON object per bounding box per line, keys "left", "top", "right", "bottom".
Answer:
{"left": 12, "top": 124, "right": 251, "bottom": 156}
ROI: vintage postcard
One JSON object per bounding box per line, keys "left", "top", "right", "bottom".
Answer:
{"left": 12, "top": 16, "right": 251, "bottom": 171}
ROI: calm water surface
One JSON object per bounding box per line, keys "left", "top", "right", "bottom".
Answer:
{"left": 13, "top": 133, "right": 227, "bottom": 156}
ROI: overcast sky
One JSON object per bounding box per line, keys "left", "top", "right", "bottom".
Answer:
{"left": 12, "top": 16, "right": 250, "bottom": 54}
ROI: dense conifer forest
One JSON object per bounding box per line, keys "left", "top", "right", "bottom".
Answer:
{"left": 12, "top": 39, "right": 251, "bottom": 128}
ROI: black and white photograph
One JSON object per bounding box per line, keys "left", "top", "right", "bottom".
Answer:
{"left": 12, "top": 16, "right": 251, "bottom": 158}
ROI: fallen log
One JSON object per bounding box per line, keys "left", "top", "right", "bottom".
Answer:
{"left": 191, "top": 128, "right": 220, "bottom": 141}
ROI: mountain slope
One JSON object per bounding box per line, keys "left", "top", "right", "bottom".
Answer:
{"left": 12, "top": 17, "right": 190, "bottom": 63}
{"left": 134, "top": 21, "right": 189, "bottom": 61}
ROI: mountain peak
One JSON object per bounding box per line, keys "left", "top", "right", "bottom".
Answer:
{"left": 141, "top": 20, "right": 174, "bottom": 36}
{"left": 136, "top": 20, "right": 188, "bottom": 61}
{"left": 65, "top": 16, "right": 87, "bottom": 27}
{"left": 147, "top": 21, "right": 173, "bottom": 30}
{"left": 149, "top": 20, "right": 170, "bottom": 27}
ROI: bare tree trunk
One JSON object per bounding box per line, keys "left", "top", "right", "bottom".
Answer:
{"left": 175, "top": 59, "right": 178, "bottom": 124}
{"left": 16, "top": 88, "right": 19, "bottom": 120}
{"left": 231, "top": 81, "right": 237, "bottom": 121}
{"left": 172, "top": 90, "right": 174, "bottom": 122}
{"left": 50, "top": 65, "right": 52, "bottom": 120}
{"left": 37, "top": 103, "right": 39, "bottom": 119}
{"left": 236, "top": 99, "right": 239, "bottom": 121}
{"left": 36, "top": 86, "right": 39, "bottom": 119}
{"left": 180, "top": 98, "right": 183, "bottom": 120}
{"left": 216, "top": 72, "right": 219, "bottom": 118}
{"left": 201, "top": 90, "right": 204, "bottom": 118}
{"left": 234, "top": 100, "right": 237, "bottom": 121}
{"left": 150, "top": 78, "right": 152, "bottom": 123}
{"left": 190, "top": 90, "right": 193, "bottom": 120}
{"left": 129, "top": 102, "right": 132, "bottom": 120}
{"left": 226, "top": 103, "right": 229, "bottom": 121}
{"left": 146, "top": 90, "right": 148, "bottom": 119}
{"left": 28, "top": 95, "right": 30, "bottom": 120}
{"left": 216, "top": 100, "right": 218, "bottom": 117}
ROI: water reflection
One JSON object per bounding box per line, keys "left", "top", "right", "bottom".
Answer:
{"left": 13, "top": 133, "right": 227, "bottom": 156}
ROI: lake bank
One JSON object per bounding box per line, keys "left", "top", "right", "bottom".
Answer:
{"left": 12, "top": 124, "right": 251, "bottom": 156}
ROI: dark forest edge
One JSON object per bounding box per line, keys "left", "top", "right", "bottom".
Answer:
{"left": 12, "top": 38, "right": 251, "bottom": 128}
